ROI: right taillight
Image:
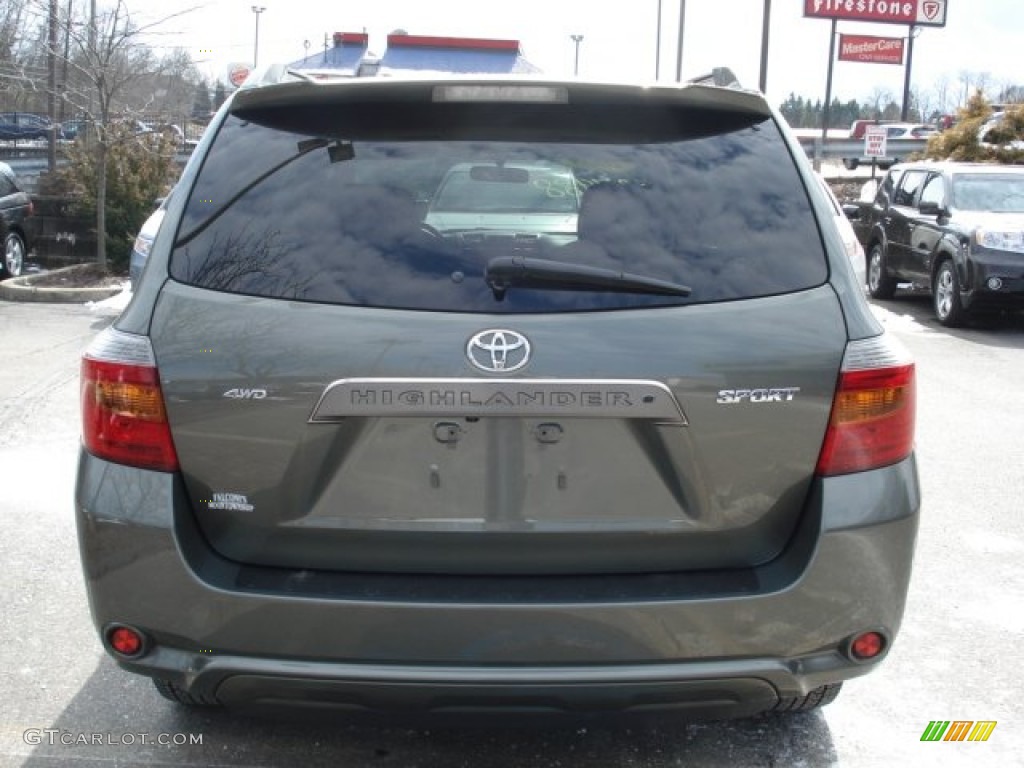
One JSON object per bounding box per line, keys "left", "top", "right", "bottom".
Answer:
{"left": 816, "top": 335, "right": 916, "bottom": 476}
{"left": 81, "top": 328, "right": 179, "bottom": 472}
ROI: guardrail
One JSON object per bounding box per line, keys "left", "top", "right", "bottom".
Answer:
{"left": 1, "top": 144, "right": 195, "bottom": 159}
{"left": 5, "top": 138, "right": 928, "bottom": 162}
{"left": 1, "top": 145, "right": 194, "bottom": 191}
{"left": 4, "top": 136, "right": 928, "bottom": 186}
{"left": 793, "top": 136, "right": 929, "bottom": 164}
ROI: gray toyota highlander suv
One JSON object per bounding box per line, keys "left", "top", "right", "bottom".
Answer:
{"left": 76, "top": 72, "right": 920, "bottom": 719}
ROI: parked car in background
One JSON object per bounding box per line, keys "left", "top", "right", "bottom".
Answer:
{"left": 846, "top": 161, "right": 1024, "bottom": 325}
{"left": 77, "top": 73, "right": 919, "bottom": 720}
{"left": 815, "top": 172, "right": 866, "bottom": 290}
{"left": 849, "top": 118, "right": 896, "bottom": 139}
{"left": 977, "top": 111, "right": 1024, "bottom": 151}
{"left": 842, "top": 123, "right": 936, "bottom": 170}
{"left": 0, "top": 112, "right": 60, "bottom": 141}
{"left": 891, "top": 123, "right": 938, "bottom": 139}
{"left": 155, "top": 123, "right": 185, "bottom": 144}
{"left": 60, "top": 118, "right": 91, "bottom": 141}
{"left": 0, "top": 161, "right": 34, "bottom": 278}
{"left": 129, "top": 195, "right": 170, "bottom": 289}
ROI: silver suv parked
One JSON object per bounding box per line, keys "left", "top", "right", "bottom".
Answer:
{"left": 76, "top": 73, "right": 920, "bottom": 719}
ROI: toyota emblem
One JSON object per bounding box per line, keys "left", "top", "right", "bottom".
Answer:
{"left": 466, "top": 330, "right": 531, "bottom": 373}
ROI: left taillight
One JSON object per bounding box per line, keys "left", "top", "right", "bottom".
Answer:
{"left": 81, "top": 328, "right": 179, "bottom": 472}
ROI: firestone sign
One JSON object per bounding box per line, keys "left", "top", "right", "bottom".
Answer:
{"left": 804, "top": 0, "right": 947, "bottom": 27}
{"left": 839, "top": 34, "right": 905, "bottom": 64}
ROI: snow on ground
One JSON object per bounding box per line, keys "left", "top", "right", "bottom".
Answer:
{"left": 85, "top": 284, "right": 132, "bottom": 313}
{"left": 869, "top": 298, "right": 932, "bottom": 335}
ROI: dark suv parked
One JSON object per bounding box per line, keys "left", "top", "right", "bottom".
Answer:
{"left": 76, "top": 74, "right": 920, "bottom": 719}
{"left": 0, "top": 161, "right": 33, "bottom": 278}
{"left": 0, "top": 112, "right": 59, "bottom": 141}
{"left": 852, "top": 161, "right": 1024, "bottom": 326}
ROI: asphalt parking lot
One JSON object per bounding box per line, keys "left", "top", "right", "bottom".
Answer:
{"left": 0, "top": 294, "right": 1021, "bottom": 768}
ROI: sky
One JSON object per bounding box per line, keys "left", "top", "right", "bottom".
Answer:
{"left": 142, "top": 0, "right": 1024, "bottom": 113}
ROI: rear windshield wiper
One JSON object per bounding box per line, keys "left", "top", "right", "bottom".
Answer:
{"left": 484, "top": 255, "right": 691, "bottom": 300}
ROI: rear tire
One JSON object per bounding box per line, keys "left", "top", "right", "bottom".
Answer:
{"left": 867, "top": 243, "right": 898, "bottom": 299}
{"left": 152, "top": 678, "right": 221, "bottom": 707}
{"left": 772, "top": 682, "right": 843, "bottom": 713}
{"left": 842, "top": 158, "right": 859, "bottom": 171}
{"left": 933, "top": 259, "right": 966, "bottom": 327}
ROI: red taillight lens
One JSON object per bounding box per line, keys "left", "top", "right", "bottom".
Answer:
{"left": 816, "top": 337, "right": 916, "bottom": 476}
{"left": 81, "top": 331, "right": 178, "bottom": 472}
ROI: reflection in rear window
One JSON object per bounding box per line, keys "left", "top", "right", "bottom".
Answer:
{"left": 170, "top": 111, "right": 826, "bottom": 313}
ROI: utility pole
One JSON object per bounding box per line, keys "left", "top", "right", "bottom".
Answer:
{"left": 571, "top": 34, "right": 583, "bottom": 76}
{"left": 901, "top": 25, "right": 918, "bottom": 121}
{"left": 251, "top": 6, "right": 266, "bottom": 67}
{"left": 655, "top": 0, "right": 662, "bottom": 80}
{"left": 60, "top": 0, "right": 72, "bottom": 123}
{"left": 759, "top": 0, "right": 771, "bottom": 93}
{"left": 46, "top": 0, "right": 57, "bottom": 172}
{"left": 819, "top": 18, "right": 838, "bottom": 172}
{"left": 675, "top": 0, "right": 686, "bottom": 81}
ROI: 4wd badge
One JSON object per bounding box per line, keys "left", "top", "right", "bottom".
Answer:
{"left": 223, "top": 388, "right": 267, "bottom": 399}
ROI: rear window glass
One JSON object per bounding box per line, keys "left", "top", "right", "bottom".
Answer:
{"left": 170, "top": 105, "right": 826, "bottom": 313}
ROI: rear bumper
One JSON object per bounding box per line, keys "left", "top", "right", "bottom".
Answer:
{"left": 126, "top": 655, "right": 822, "bottom": 719}
{"left": 75, "top": 452, "right": 920, "bottom": 715}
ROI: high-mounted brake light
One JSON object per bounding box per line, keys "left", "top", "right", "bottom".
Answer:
{"left": 81, "top": 328, "right": 179, "bottom": 472}
{"left": 816, "top": 335, "right": 915, "bottom": 476}
{"left": 433, "top": 85, "right": 568, "bottom": 104}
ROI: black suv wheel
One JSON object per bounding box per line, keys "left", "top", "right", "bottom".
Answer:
{"left": 867, "top": 243, "right": 897, "bottom": 299}
{"left": 933, "top": 259, "right": 966, "bottom": 327}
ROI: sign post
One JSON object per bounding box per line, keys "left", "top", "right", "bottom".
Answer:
{"left": 864, "top": 125, "right": 888, "bottom": 180}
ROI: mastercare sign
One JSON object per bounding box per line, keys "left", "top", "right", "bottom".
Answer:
{"left": 804, "top": 0, "right": 948, "bottom": 27}
{"left": 839, "top": 34, "right": 905, "bottom": 64}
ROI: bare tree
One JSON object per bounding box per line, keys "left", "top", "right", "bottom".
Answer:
{"left": 999, "top": 83, "right": 1024, "bottom": 105}
{"left": 0, "top": 0, "right": 49, "bottom": 111}
{"left": 974, "top": 71, "right": 993, "bottom": 101}
{"left": 932, "top": 74, "right": 950, "bottom": 116}
{"left": 911, "top": 86, "right": 932, "bottom": 123}
{"left": 865, "top": 87, "right": 894, "bottom": 119}
{"left": 32, "top": 0, "right": 194, "bottom": 268}
{"left": 956, "top": 70, "right": 995, "bottom": 108}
